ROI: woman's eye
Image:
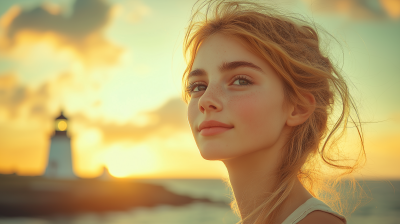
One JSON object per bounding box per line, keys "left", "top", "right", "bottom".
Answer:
{"left": 233, "top": 78, "right": 251, "bottom": 86}
{"left": 192, "top": 84, "right": 207, "bottom": 92}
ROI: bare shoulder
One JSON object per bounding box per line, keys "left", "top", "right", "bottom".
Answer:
{"left": 297, "top": 211, "right": 345, "bottom": 224}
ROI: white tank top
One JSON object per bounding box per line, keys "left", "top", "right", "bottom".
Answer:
{"left": 281, "top": 197, "right": 347, "bottom": 224}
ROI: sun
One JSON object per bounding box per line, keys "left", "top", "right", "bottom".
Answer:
{"left": 103, "top": 144, "right": 159, "bottom": 178}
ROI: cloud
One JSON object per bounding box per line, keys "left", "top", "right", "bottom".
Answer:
{"left": 0, "top": 72, "right": 23, "bottom": 118}
{"left": 0, "top": 72, "right": 49, "bottom": 120}
{"left": 115, "top": 0, "right": 151, "bottom": 24}
{"left": 72, "top": 97, "right": 189, "bottom": 144}
{"left": 0, "top": 70, "right": 90, "bottom": 121}
{"left": 302, "top": 0, "right": 398, "bottom": 20}
{"left": 0, "top": 0, "right": 123, "bottom": 67}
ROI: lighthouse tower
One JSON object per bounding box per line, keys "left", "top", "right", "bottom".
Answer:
{"left": 44, "top": 111, "right": 76, "bottom": 179}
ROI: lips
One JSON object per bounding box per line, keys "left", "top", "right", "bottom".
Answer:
{"left": 198, "top": 120, "right": 234, "bottom": 132}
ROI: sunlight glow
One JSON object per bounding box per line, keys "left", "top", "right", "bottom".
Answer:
{"left": 103, "top": 144, "right": 159, "bottom": 178}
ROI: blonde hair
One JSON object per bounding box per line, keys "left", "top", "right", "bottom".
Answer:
{"left": 181, "top": 1, "right": 366, "bottom": 223}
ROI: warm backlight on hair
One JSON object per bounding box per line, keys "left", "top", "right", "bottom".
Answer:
{"left": 57, "top": 120, "right": 67, "bottom": 131}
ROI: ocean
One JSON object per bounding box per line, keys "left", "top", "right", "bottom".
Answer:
{"left": 0, "top": 179, "right": 398, "bottom": 224}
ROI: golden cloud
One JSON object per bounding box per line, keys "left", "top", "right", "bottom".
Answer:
{"left": 71, "top": 97, "right": 189, "bottom": 145}
{"left": 0, "top": 0, "right": 123, "bottom": 67}
{"left": 0, "top": 70, "right": 85, "bottom": 122}
{"left": 0, "top": 72, "right": 39, "bottom": 119}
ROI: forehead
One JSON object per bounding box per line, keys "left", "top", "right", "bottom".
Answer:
{"left": 192, "top": 33, "right": 265, "bottom": 70}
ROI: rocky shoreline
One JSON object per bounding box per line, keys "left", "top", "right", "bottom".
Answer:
{"left": 0, "top": 174, "right": 225, "bottom": 217}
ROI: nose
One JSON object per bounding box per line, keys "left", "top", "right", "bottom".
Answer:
{"left": 198, "top": 85, "right": 222, "bottom": 114}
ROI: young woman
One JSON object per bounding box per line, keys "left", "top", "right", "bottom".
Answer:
{"left": 181, "top": 1, "right": 365, "bottom": 223}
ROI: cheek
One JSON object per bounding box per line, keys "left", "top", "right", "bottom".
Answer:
{"left": 231, "top": 94, "right": 259, "bottom": 120}
{"left": 230, "top": 90, "right": 286, "bottom": 139}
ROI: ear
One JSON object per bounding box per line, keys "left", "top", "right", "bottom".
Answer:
{"left": 286, "top": 93, "right": 316, "bottom": 127}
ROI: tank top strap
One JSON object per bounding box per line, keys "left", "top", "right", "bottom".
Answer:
{"left": 281, "top": 197, "right": 346, "bottom": 224}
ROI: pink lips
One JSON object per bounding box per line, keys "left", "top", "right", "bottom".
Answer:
{"left": 198, "top": 120, "right": 234, "bottom": 136}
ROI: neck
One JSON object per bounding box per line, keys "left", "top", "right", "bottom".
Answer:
{"left": 222, "top": 127, "right": 312, "bottom": 223}
{"left": 223, "top": 150, "right": 279, "bottom": 223}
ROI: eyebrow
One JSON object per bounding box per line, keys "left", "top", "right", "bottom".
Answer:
{"left": 220, "top": 61, "right": 263, "bottom": 72}
{"left": 188, "top": 61, "right": 263, "bottom": 79}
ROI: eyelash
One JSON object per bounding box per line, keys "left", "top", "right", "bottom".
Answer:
{"left": 185, "top": 75, "right": 253, "bottom": 94}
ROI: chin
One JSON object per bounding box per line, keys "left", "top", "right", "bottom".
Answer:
{"left": 198, "top": 144, "right": 246, "bottom": 161}
{"left": 197, "top": 144, "right": 226, "bottom": 161}
{"left": 199, "top": 151, "right": 226, "bottom": 161}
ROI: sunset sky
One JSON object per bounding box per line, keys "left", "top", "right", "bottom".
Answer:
{"left": 0, "top": 0, "right": 399, "bottom": 179}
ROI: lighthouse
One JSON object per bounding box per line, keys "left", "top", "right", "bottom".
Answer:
{"left": 43, "top": 111, "right": 76, "bottom": 179}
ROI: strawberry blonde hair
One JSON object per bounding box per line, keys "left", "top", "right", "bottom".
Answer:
{"left": 181, "top": 0, "right": 366, "bottom": 223}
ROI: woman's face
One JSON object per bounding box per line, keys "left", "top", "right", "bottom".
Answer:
{"left": 187, "top": 33, "right": 289, "bottom": 161}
